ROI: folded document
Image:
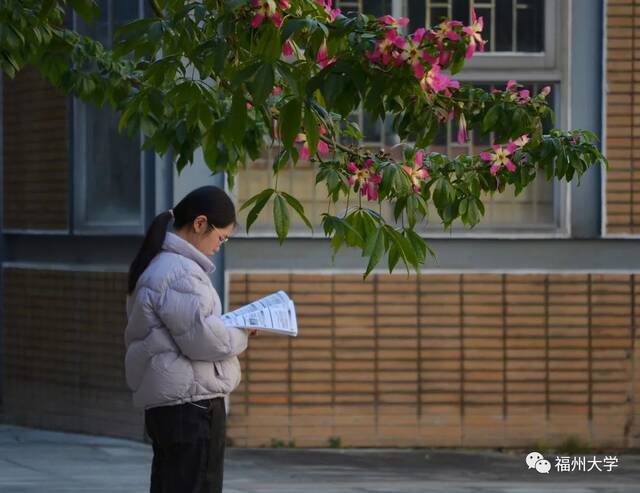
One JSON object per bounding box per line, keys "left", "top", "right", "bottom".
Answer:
{"left": 222, "top": 290, "right": 298, "bottom": 337}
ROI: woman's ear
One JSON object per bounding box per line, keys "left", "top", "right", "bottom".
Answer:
{"left": 193, "top": 215, "right": 209, "bottom": 233}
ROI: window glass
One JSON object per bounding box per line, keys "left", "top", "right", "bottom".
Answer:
{"left": 75, "top": 0, "right": 143, "bottom": 227}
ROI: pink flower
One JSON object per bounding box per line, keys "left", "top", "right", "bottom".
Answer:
{"left": 401, "top": 151, "right": 430, "bottom": 192}
{"left": 251, "top": 0, "right": 287, "bottom": 28}
{"left": 434, "top": 20, "right": 462, "bottom": 44}
{"left": 251, "top": 13, "right": 265, "bottom": 28}
{"left": 315, "top": 0, "right": 340, "bottom": 21}
{"left": 462, "top": 10, "right": 485, "bottom": 59}
{"left": 456, "top": 113, "right": 468, "bottom": 144}
{"left": 347, "top": 159, "right": 382, "bottom": 201}
{"left": 316, "top": 41, "right": 336, "bottom": 68}
{"left": 480, "top": 143, "right": 518, "bottom": 175}
{"left": 282, "top": 39, "right": 294, "bottom": 56}
{"left": 540, "top": 86, "right": 551, "bottom": 97}
{"left": 398, "top": 28, "right": 428, "bottom": 78}
{"left": 437, "top": 49, "right": 451, "bottom": 67}
{"left": 367, "top": 30, "right": 404, "bottom": 65}
{"left": 421, "top": 64, "right": 460, "bottom": 94}
{"left": 379, "top": 15, "right": 409, "bottom": 28}
{"left": 506, "top": 79, "right": 517, "bottom": 91}
{"left": 518, "top": 89, "right": 530, "bottom": 102}
{"left": 296, "top": 127, "right": 330, "bottom": 160}
{"left": 511, "top": 134, "right": 529, "bottom": 148}
{"left": 271, "top": 85, "right": 283, "bottom": 96}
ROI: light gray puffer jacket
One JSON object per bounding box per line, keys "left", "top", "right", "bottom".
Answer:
{"left": 124, "top": 232, "right": 248, "bottom": 409}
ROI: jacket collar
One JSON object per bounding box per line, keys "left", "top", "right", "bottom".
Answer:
{"left": 162, "top": 232, "right": 215, "bottom": 274}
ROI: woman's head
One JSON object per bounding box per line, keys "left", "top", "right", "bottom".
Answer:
{"left": 172, "top": 186, "right": 236, "bottom": 257}
{"left": 127, "top": 185, "right": 236, "bottom": 294}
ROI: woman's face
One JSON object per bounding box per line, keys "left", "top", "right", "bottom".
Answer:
{"left": 180, "top": 215, "right": 235, "bottom": 257}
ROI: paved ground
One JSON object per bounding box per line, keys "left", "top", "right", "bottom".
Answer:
{"left": 1, "top": 425, "right": 640, "bottom": 493}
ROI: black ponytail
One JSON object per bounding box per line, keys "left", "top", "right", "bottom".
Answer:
{"left": 127, "top": 186, "right": 236, "bottom": 294}
{"left": 127, "top": 211, "right": 173, "bottom": 294}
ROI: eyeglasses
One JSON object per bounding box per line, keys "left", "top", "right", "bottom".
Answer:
{"left": 208, "top": 224, "right": 230, "bottom": 244}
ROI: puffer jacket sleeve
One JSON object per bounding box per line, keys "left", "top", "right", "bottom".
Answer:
{"left": 154, "top": 273, "right": 248, "bottom": 361}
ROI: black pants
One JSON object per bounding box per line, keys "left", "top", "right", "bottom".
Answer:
{"left": 145, "top": 397, "right": 226, "bottom": 493}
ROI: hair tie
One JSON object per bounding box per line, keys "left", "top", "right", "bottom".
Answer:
{"left": 168, "top": 208, "right": 174, "bottom": 219}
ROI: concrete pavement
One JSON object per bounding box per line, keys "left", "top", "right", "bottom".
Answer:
{"left": 1, "top": 425, "right": 640, "bottom": 492}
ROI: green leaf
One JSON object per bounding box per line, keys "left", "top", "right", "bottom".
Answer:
{"left": 384, "top": 226, "right": 417, "bottom": 273}
{"left": 243, "top": 188, "right": 275, "bottom": 233}
{"left": 458, "top": 197, "right": 469, "bottom": 217}
{"left": 212, "top": 39, "right": 228, "bottom": 74}
{"left": 405, "top": 229, "right": 428, "bottom": 264}
{"left": 281, "top": 191, "right": 313, "bottom": 231}
{"left": 231, "top": 61, "right": 262, "bottom": 87}
{"left": 364, "top": 228, "right": 385, "bottom": 278}
{"left": 282, "top": 18, "right": 315, "bottom": 40}
{"left": 259, "top": 23, "right": 283, "bottom": 63}
{"left": 202, "top": 130, "right": 219, "bottom": 171}
{"left": 482, "top": 105, "right": 501, "bottom": 133}
{"left": 469, "top": 175, "right": 481, "bottom": 196}
{"left": 468, "top": 198, "right": 483, "bottom": 225}
{"left": 225, "top": 0, "right": 250, "bottom": 11}
{"left": 39, "top": 0, "right": 57, "bottom": 18}
{"left": 68, "top": 0, "right": 100, "bottom": 22}
{"left": 303, "top": 106, "right": 320, "bottom": 157}
{"left": 379, "top": 164, "right": 398, "bottom": 198}
{"left": 249, "top": 63, "right": 274, "bottom": 106}
{"left": 449, "top": 52, "right": 466, "bottom": 75}
{"left": 279, "top": 98, "right": 302, "bottom": 150}
{"left": 406, "top": 194, "right": 424, "bottom": 228}
{"left": 387, "top": 243, "right": 400, "bottom": 273}
{"left": 273, "top": 148, "right": 290, "bottom": 173}
{"left": 224, "top": 90, "right": 247, "bottom": 145}
{"left": 273, "top": 194, "right": 290, "bottom": 243}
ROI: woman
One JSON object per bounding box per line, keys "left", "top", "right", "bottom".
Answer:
{"left": 124, "top": 185, "right": 251, "bottom": 493}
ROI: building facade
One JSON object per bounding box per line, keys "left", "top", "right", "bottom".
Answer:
{"left": 1, "top": 0, "right": 639, "bottom": 448}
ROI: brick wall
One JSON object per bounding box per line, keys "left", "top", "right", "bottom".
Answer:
{"left": 228, "top": 273, "right": 640, "bottom": 449}
{"left": 1, "top": 267, "right": 142, "bottom": 438}
{"left": 606, "top": 1, "right": 640, "bottom": 234}
{"left": 2, "top": 69, "right": 69, "bottom": 230}
{"left": 2, "top": 268, "right": 637, "bottom": 448}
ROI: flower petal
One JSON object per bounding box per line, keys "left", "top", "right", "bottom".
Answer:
{"left": 251, "top": 14, "right": 264, "bottom": 28}
{"left": 317, "top": 141, "right": 330, "bottom": 155}
{"left": 300, "top": 145, "right": 310, "bottom": 161}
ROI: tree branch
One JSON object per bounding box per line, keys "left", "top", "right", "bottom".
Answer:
{"left": 148, "top": 0, "right": 164, "bottom": 18}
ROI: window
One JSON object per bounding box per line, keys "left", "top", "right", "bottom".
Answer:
{"left": 409, "top": 0, "right": 545, "bottom": 52}
{"left": 73, "top": 0, "right": 148, "bottom": 233}
{"left": 420, "top": 81, "right": 561, "bottom": 234}
{"left": 233, "top": 0, "right": 565, "bottom": 237}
